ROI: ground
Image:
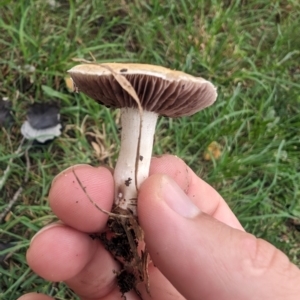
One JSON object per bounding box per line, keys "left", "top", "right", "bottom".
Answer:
{"left": 0, "top": 0, "right": 300, "bottom": 299}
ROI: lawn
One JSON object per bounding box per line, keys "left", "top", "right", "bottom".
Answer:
{"left": 0, "top": 0, "right": 300, "bottom": 299}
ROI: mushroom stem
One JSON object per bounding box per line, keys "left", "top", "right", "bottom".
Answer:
{"left": 114, "top": 107, "right": 158, "bottom": 215}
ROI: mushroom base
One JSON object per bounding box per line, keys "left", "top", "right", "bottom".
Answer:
{"left": 99, "top": 206, "right": 150, "bottom": 298}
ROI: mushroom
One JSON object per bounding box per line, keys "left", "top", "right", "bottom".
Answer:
{"left": 21, "top": 102, "right": 62, "bottom": 143}
{"left": 68, "top": 63, "right": 217, "bottom": 216}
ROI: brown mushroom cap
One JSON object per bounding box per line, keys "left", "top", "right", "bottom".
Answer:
{"left": 68, "top": 63, "right": 217, "bottom": 117}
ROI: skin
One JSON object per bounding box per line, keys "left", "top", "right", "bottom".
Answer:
{"left": 18, "top": 155, "right": 300, "bottom": 300}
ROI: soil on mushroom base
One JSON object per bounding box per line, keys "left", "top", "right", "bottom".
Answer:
{"left": 96, "top": 207, "right": 149, "bottom": 299}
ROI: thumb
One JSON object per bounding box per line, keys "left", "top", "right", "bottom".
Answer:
{"left": 138, "top": 174, "right": 300, "bottom": 300}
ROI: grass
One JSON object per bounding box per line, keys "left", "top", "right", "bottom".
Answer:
{"left": 0, "top": 0, "right": 300, "bottom": 298}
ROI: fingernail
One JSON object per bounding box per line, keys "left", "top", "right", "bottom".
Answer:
{"left": 152, "top": 155, "right": 164, "bottom": 159}
{"left": 30, "top": 222, "right": 64, "bottom": 243}
{"left": 51, "top": 164, "right": 90, "bottom": 186}
{"left": 99, "top": 165, "right": 114, "bottom": 176}
{"left": 162, "top": 176, "right": 200, "bottom": 218}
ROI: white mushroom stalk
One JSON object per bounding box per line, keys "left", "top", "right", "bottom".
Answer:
{"left": 114, "top": 107, "right": 158, "bottom": 215}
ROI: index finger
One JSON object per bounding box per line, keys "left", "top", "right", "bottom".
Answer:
{"left": 49, "top": 164, "right": 114, "bottom": 233}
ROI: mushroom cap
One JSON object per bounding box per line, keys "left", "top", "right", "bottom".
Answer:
{"left": 68, "top": 63, "right": 217, "bottom": 117}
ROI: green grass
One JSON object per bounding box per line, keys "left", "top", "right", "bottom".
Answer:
{"left": 1, "top": 0, "right": 300, "bottom": 299}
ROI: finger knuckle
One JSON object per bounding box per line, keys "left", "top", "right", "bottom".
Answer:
{"left": 239, "top": 234, "right": 288, "bottom": 277}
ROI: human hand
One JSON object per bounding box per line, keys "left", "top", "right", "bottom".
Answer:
{"left": 18, "top": 155, "right": 300, "bottom": 300}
